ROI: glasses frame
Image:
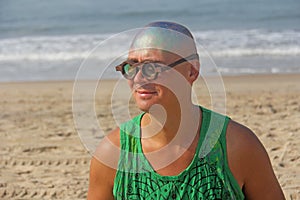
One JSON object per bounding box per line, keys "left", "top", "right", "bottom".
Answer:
{"left": 115, "top": 53, "right": 198, "bottom": 80}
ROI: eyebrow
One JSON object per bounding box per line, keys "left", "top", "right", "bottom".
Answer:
{"left": 127, "top": 58, "right": 138, "bottom": 63}
{"left": 127, "top": 58, "right": 166, "bottom": 64}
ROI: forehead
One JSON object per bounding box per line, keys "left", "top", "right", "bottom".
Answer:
{"left": 130, "top": 27, "right": 197, "bottom": 59}
{"left": 128, "top": 49, "right": 179, "bottom": 63}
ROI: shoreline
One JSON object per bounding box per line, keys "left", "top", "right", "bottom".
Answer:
{"left": 0, "top": 72, "right": 300, "bottom": 84}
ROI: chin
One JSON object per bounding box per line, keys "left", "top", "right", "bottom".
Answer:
{"left": 133, "top": 94, "right": 156, "bottom": 112}
{"left": 136, "top": 101, "right": 152, "bottom": 112}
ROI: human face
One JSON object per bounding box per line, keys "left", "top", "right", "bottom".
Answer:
{"left": 126, "top": 50, "right": 194, "bottom": 112}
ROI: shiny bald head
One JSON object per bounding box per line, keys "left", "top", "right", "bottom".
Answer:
{"left": 130, "top": 21, "right": 198, "bottom": 59}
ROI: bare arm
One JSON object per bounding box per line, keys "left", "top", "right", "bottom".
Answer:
{"left": 87, "top": 128, "right": 120, "bottom": 200}
{"left": 227, "top": 120, "right": 285, "bottom": 200}
{"left": 87, "top": 157, "right": 115, "bottom": 200}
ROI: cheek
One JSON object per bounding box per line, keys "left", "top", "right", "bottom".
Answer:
{"left": 159, "top": 85, "right": 178, "bottom": 100}
{"left": 127, "top": 80, "right": 134, "bottom": 90}
{"left": 155, "top": 85, "right": 170, "bottom": 99}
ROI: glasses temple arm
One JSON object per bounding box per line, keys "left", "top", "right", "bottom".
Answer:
{"left": 168, "top": 54, "right": 198, "bottom": 68}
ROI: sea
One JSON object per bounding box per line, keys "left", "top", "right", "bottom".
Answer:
{"left": 0, "top": 0, "right": 299, "bottom": 82}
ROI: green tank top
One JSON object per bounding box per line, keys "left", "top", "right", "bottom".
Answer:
{"left": 113, "top": 106, "right": 244, "bottom": 199}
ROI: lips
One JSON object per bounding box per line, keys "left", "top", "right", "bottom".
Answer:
{"left": 135, "top": 89, "right": 157, "bottom": 99}
{"left": 136, "top": 90, "right": 156, "bottom": 94}
{"left": 133, "top": 83, "right": 157, "bottom": 98}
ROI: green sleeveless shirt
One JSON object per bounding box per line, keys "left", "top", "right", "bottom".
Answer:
{"left": 113, "top": 107, "right": 244, "bottom": 199}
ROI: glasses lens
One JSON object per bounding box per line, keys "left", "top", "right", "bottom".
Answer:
{"left": 123, "top": 63, "right": 136, "bottom": 79}
{"left": 142, "top": 63, "right": 157, "bottom": 80}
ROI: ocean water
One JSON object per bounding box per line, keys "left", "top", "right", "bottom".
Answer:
{"left": 0, "top": 0, "right": 299, "bottom": 82}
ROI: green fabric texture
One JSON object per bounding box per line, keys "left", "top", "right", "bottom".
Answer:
{"left": 113, "top": 107, "right": 244, "bottom": 199}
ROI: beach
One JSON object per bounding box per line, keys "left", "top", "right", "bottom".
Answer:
{"left": 0, "top": 74, "right": 299, "bottom": 199}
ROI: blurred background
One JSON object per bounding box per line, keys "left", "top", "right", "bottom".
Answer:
{"left": 0, "top": 0, "right": 299, "bottom": 82}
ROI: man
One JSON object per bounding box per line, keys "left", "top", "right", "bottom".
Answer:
{"left": 87, "top": 21, "right": 285, "bottom": 199}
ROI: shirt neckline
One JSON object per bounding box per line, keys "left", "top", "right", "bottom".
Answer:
{"left": 136, "top": 106, "right": 209, "bottom": 180}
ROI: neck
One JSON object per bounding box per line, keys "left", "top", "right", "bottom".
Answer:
{"left": 141, "top": 102, "right": 200, "bottom": 145}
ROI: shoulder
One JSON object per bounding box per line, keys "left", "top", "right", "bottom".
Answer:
{"left": 226, "top": 120, "right": 269, "bottom": 177}
{"left": 87, "top": 128, "right": 120, "bottom": 200}
{"left": 226, "top": 120, "right": 263, "bottom": 156}
{"left": 225, "top": 120, "right": 261, "bottom": 185}
{"left": 226, "top": 120, "right": 285, "bottom": 199}
{"left": 93, "top": 127, "right": 121, "bottom": 169}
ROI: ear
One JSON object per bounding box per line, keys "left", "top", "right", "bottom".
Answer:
{"left": 189, "top": 60, "right": 200, "bottom": 83}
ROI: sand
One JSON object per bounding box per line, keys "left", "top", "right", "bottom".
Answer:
{"left": 0, "top": 74, "right": 299, "bottom": 199}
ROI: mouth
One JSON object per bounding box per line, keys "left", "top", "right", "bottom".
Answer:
{"left": 133, "top": 83, "right": 158, "bottom": 98}
{"left": 136, "top": 90, "right": 157, "bottom": 94}
{"left": 135, "top": 89, "right": 157, "bottom": 99}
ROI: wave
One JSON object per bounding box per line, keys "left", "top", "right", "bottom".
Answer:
{"left": 211, "top": 47, "right": 300, "bottom": 57}
{"left": 0, "top": 29, "right": 299, "bottom": 82}
{"left": 0, "top": 34, "right": 112, "bottom": 62}
{"left": 194, "top": 29, "right": 300, "bottom": 57}
{"left": 0, "top": 29, "right": 299, "bottom": 63}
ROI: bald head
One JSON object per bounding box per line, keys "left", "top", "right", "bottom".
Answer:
{"left": 145, "top": 21, "right": 194, "bottom": 38}
{"left": 130, "top": 21, "right": 198, "bottom": 59}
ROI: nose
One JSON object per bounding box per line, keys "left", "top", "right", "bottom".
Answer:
{"left": 133, "top": 67, "right": 148, "bottom": 83}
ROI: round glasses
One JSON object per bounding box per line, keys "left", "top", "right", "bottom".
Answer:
{"left": 115, "top": 54, "right": 198, "bottom": 81}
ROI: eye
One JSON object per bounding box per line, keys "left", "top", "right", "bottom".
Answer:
{"left": 142, "top": 63, "right": 158, "bottom": 80}
{"left": 124, "top": 63, "right": 136, "bottom": 79}
{"left": 124, "top": 63, "right": 132, "bottom": 73}
{"left": 143, "top": 63, "right": 156, "bottom": 76}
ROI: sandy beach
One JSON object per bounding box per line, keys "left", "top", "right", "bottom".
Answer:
{"left": 0, "top": 74, "right": 299, "bottom": 199}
